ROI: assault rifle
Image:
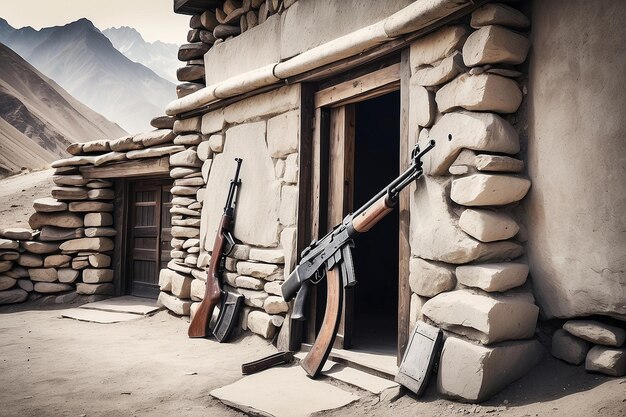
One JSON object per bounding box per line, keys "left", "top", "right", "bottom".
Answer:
{"left": 188, "top": 158, "right": 244, "bottom": 342}
{"left": 282, "top": 140, "right": 436, "bottom": 377}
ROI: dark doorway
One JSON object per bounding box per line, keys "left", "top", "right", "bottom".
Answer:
{"left": 350, "top": 91, "right": 400, "bottom": 353}
{"left": 125, "top": 179, "right": 173, "bottom": 298}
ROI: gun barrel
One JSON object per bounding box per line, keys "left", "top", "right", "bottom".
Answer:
{"left": 224, "top": 158, "right": 243, "bottom": 213}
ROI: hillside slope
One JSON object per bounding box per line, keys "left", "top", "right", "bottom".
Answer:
{"left": 0, "top": 42, "right": 127, "bottom": 177}
{"left": 0, "top": 18, "right": 176, "bottom": 133}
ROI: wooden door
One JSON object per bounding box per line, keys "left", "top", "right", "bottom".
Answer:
{"left": 127, "top": 180, "right": 172, "bottom": 298}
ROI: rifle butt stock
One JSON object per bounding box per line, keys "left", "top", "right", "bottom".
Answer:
{"left": 187, "top": 277, "right": 221, "bottom": 338}
{"left": 300, "top": 266, "right": 343, "bottom": 378}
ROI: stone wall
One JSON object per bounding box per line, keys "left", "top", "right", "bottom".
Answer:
{"left": 158, "top": 84, "right": 302, "bottom": 342}
{"left": 406, "top": 3, "right": 543, "bottom": 402}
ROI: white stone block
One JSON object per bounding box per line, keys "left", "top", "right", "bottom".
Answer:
{"left": 29, "top": 268, "right": 58, "bottom": 282}
{"left": 409, "top": 257, "right": 455, "bottom": 297}
{"left": 157, "top": 291, "right": 191, "bottom": 316}
{"left": 551, "top": 329, "right": 590, "bottom": 365}
{"left": 459, "top": 208, "right": 519, "bottom": 242}
{"left": 264, "top": 281, "right": 283, "bottom": 296}
{"left": 171, "top": 272, "right": 192, "bottom": 298}
{"left": 563, "top": 320, "right": 626, "bottom": 347}
{"left": 414, "top": 51, "right": 466, "bottom": 87}
{"left": 58, "top": 268, "right": 80, "bottom": 283}
{"left": 409, "top": 81, "right": 437, "bottom": 128}
{"left": 279, "top": 185, "right": 298, "bottom": 227}
{"left": 422, "top": 289, "right": 539, "bottom": 344}
{"left": 470, "top": 3, "right": 530, "bottom": 29}
{"left": 236, "top": 261, "right": 281, "bottom": 280}
{"left": 436, "top": 73, "right": 522, "bottom": 114}
{"left": 463, "top": 25, "right": 529, "bottom": 67}
{"left": 84, "top": 213, "right": 113, "bottom": 227}
{"left": 247, "top": 310, "right": 276, "bottom": 339}
{"left": 235, "top": 275, "right": 265, "bottom": 290}
{"left": 201, "top": 109, "right": 225, "bottom": 135}
{"left": 437, "top": 337, "right": 543, "bottom": 402}
{"left": 238, "top": 288, "right": 269, "bottom": 308}
{"left": 34, "top": 282, "right": 73, "bottom": 293}
{"left": 585, "top": 346, "right": 626, "bottom": 377}
{"left": 263, "top": 295, "right": 289, "bottom": 314}
{"left": 249, "top": 248, "right": 285, "bottom": 264}
{"left": 173, "top": 116, "right": 202, "bottom": 134}
{"left": 283, "top": 153, "right": 299, "bottom": 184}
{"left": 267, "top": 111, "right": 299, "bottom": 158}
{"left": 475, "top": 154, "right": 524, "bottom": 172}
{"left": 82, "top": 269, "right": 114, "bottom": 284}
{"left": 170, "top": 149, "right": 202, "bottom": 168}
{"left": 76, "top": 283, "right": 114, "bottom": 295}
{"left": 410, "top": 25, "right": 469, "bottom": 68}
{"left": 197, "top": 141, "right": 212, "bottom": 161}
{"left": 451, "top": 174, "right": 531, "bottom": 206}
{"left": 456, "top": 262, "right": 528, "bottom": 292}
{"left": 208, "top": 134, "right": 225, "bottom": 153}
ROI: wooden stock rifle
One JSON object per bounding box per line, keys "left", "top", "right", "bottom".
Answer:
{"left": 281, "top": 140, "right": 436, "bottom": 377}
{"left": 188, "top": 158, "right": 244, "bottom": 342}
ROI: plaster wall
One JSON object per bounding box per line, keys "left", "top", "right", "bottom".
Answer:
{"left": 526, "top": 0, "right": 626, "bottom": 319}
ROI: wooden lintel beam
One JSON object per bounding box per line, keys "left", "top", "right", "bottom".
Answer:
{"left": 80, "top": 157, "right": 170, "bottom": 179}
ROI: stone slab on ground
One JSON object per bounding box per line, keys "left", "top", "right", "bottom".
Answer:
{"left": 210, "top": 366, "right": 359, "bottom": 417}
{"left": 78, "top": 295, "right": 161, "bottom": 315}
{"left": 61, "top": 308, "right": 143, "bottom": 324}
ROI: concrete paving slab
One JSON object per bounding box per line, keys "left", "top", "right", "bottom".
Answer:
{"left": 61, "top": 308, "right": 143, "bottom": 324}
{"left": 210, "top": 366, "right": 359, "bottom": 417}
{"left": 78, "top": 295, "right": 161, "bottom": 315}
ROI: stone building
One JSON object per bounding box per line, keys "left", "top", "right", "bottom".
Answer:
{"left": 0, "top": 0, "right": 624, "bottom": 403}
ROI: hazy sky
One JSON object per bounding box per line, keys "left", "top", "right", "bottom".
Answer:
{"left": 1, "top": 0, "right": 190, "bottom": 44}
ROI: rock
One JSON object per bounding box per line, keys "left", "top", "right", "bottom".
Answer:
{"left": 0, "top": 276, "right": 16, "bottom": 291}
{"left": 201, "top": 109, "right": 225, "bottom": 135}
{"left": 82, "top": 140, "right": 110, "bottom": 153}
{"left": 283, "top": 153, "right": 298, "bottom": 184}
{"left": 264, "top": 281, "right": 283, "bottom": 296}
{"left": 18, "top": 253, "right": 43, "bottom": 267}
{"left": 7, "top": 266, "right": 29, "bottom": 278}
{"left": 109, "top": 135, "right": 142, "bottom": 152}
{"left": 451, "top": 174, "right": 531, "bottom": 206}
{"left": 436, "top": 73, "right": 522, "bottom": 114}
{"left": 0, "top": 251, "right": 18, "bottom": 261}
{"left": 208, "top": 134, "right": 225, "bottom": 153}
{"left": 82, "top": 269, "right": 114, "bottom": 283}
{"left": 76, "top": 283, "right": 114, "bottom": 295}
{"left": 176, "top": 82, "right": 204, "bottom": 98}
{"left": 0, "top": 238, "right": 18, "bottom": 250}
{"left": 174, "top": 133, "right": 203, "bottom": 146}
{"left": 29, "top": 268, "right": 58, "bottom": 282}
{"left": 459, "top": 208, "right": 519, "bottom": 242}
{"left": 86, "top": 180, "right": 112, "bottom": 189}
{"left": 475, "top": 154, "right": 524, "bottom": 172}
{"left": 58, "top": 268, "right": 80, "bottom": 283}
{"left": 235, "top": 275, "right": 265, "bottom": 290}
{"left": 422, "top": 290, "right": 539, "bottom": 344}
{"left": 170, "top": 272, "right": 192, "bottom": 298}
{"left": 267, "top": 111, "right": 299, "bottom": 158}
{"left": 171, "top": 226, "right": 200, "bottom": 239}
{"left": 44, "top": 254, "right": 72, "bottom": 268}
{"left": 238, "top": 288, "right": 269, "bottom": 308}
{"left": 158, "top": 269, "right": 176, "bottom": 292}
{"left": 32, "top": 198, "right": 67, "bottom": 214}
{"left": 585, "top": 346, "right": 626, "bottom": 377}
{"left": 201, "top": 160, "right": 213, "bottom": 184}
{"left": 279, "top": 185, "right": 298, "bottom": 227}
{"left": 249, "top": 248, "right": 285, "bottom": 264}
{"left": 410, "top": 25, "right": 469, "bottom": 68}
{"left": 420, "top": 111, "right": 519, "bottom": 175}
{"left": 470, "top": 3, "right": 530, "bottom": 29}
{"left": 171, "top": 167, "right": 199, "bottom": 179}
{"left": 463, "top": 25, "right": 530, "bottom": 67}
{"left": 39, "top": 226, "right": 84, "bottom": 241}
{"left": 68, "top": 202, "right": 114, "bottom": 212}
{"left": 87, "top": 189, "right": 115, "bottom": 200}
{"left": 551, "top": 329, "right": 590, "bottom": 365}
{"left": 172, "top": 218, "right": 201, "bottom": 227}
{"left": 563, "top": 320, "right": 626, "bottom": 347}
{"left": 51, "top": 155, "right": 97, "bottom": 168}
{"left": 174, "top": 177, "right": 204, "bottom": 187}
{"left": 410, "top": 81, "right": 437, "bottom": 128}
{"left": 197, "top": 141, "right": 212, "bottom": 161}
{"left": 133, "top": 129, "right": 176, "bottom": 147}
{"left": 72, "top": 258, "right": 90, "bottom": 270}
{"left": 29, "top": 212, "right": 84, "bottom": 229}
{"left": 182, "top": 238, "right": 200, "bottom": 249}
{"left": 21, "top": 241, "right": 59, "bottom": 254}
{"left": 414, "top": 51, "right": 466, "bottom": 87}
{"left": 17, "top": 279, "right": 33, "bottom": 292}
{"left": 157, "top": 291, "right": 191, "bottom": 316}
{"left": 0, "top": 261, "right": 10, "bottom": 273}
{"left": 173, "top": 116, "right": 202, "bottom": 134}
{"left": 263, "top": 295, "right": 289, "bottom": 314}
{"left": 275, "top": 159, "right": 286, "bottom": 179}
{"left": 409, "top": 257, "right": 455, "bottom": 297}
{"left": 170, "top": 207, "right": 200, "bottom": 217}
{"left": 223, "top": 84, "right": 300, "bottom": 125}
{"left": 456, "top": 262, "right": 528, "bottom": 292}
{"left": 151, "top": 115, "right": 176, "bottom": 129}
{"left": 409, "top": 295, "right": 427, "bottom": 333}
{"left": 66, "top": 143, "right": 83, "bottom": 155}
{"left": 171, "top": 197, "right": 196, "bottom": 207}
{"left": 437, "top": 337, "right": 543, "bottom": 402}
{"left": 0, "top": 227, "right": 34, "bottom": 240}
{"left": 201, "top": 121, "right": 281, "bottom": 248}
{"left": 51, "top": 187, "right": 88, "bottom": 201}
{"left": 59, "top": 238, "right": 114, "bottom": 252}
{"left": 236, "top": 261, "right": 281, "bottom": 280}
{"left": 52, "top": 175, "right": 88, "bottom": 187}
{"left": 84, "top": 227, "right": 117, "bottom": 238}
{"left": 84, "top": 213, "right": 113, "bottom": 228}
{"left": 126, "top": 145, "right": 185, "bottom": 160}
{"left": 410, "top": 176, "right": 524, "bottom": 264}
{"left": 190, "top": 278, "right": 205, "bottom": 301}
{"left": 0, "top": 288, "right": 28, "bottom": 304}
{"left": 34, "top": 282, "right": 73, "bottom": 293}
{"left": 271, "top": 315, "right": 285, "bottom": 328}
{"left": 170, "top": 149, "right": 202, "bottom": 167}
{"left": 247, "top": 310, "right": 276, "bottom": 338}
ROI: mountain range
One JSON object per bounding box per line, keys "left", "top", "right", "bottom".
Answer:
{"left": 0, "top": 42, "right": 127, "bottom": 177}
{"left": 103, "top": 26, "right": 179, "bottom": 84}
{"left": 0, "top": 18, "right": 176, "bottom": 133}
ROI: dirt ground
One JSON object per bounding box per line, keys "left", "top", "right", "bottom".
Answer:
{"left": 0, "top": 172, "right": 624, "bottom": 417}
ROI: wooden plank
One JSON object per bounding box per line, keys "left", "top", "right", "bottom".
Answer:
{"left": 397, "top": 48, "right": 412, "bottom": 365}
{"left": 113, "top": 179, "right": 127, "bottom": 297}
{"left": 314, "top": 64, "right": 401, "bottom": 108}
{"left": 80, "top": 157, "right": 170, "bottom": 179}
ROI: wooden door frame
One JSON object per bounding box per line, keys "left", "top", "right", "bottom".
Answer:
{"left": 112, "top": 175, "right": 173, "bottom": 298}
{"left": 305, "top": 57, "right": 410, "bottom": 363}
